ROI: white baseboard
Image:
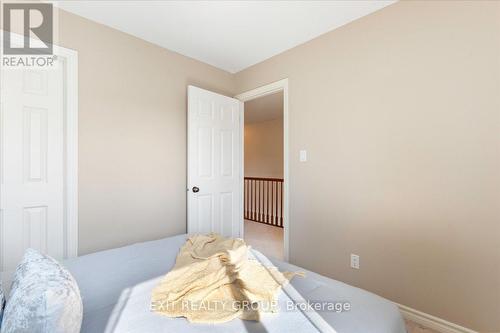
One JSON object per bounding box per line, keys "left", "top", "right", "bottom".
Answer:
{"left": 397, "top": 303, "right": 477, "bottom": 333}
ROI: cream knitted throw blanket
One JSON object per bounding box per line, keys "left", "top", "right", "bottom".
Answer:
{"left": 151, "top": 234, "right": 296, "bottom": 324}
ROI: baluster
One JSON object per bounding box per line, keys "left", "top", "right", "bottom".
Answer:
{"left": 267, "top": 180, "right": 270, "bottom": 223}
{"left": 252, "top": 180, "right": 257, "bottom": 220}
{"left": 264, "top": 181, "right": 267, "bottom": 223}
{"left": 260, "top": 180, "right": 264, "bottom": 222}
{"left": 274, "top": 181, "right": 277, "bottom": 226}
{"left": 280, "top": 181, "right": 283, "bottom": 227}
{"left": 271, "top": 180, "right": 276, "bottom": 225}
{"left": 257, "top": 180, "right": 260, "bottom": 222}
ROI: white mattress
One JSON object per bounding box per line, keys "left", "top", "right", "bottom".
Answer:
{"left": 64, "top": 234, "right": 406, "bottom": 333}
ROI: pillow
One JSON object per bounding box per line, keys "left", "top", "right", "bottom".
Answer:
{"left": 0, "top": 281, "right": 5, "bottom": 327}
{"left": 0, "top": 249, "right": 82, "bottom": 333}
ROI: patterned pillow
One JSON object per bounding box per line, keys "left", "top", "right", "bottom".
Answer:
{"left": 0, "top": 281, "right": 5, "bottom": 328}
{"left": 0, "top": 249, "right": 82, "bottom": 333}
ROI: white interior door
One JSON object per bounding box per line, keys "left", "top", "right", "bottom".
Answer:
{"left": 0, "top": 64, "right": 65, "bottom": 273}
{"left": 187, "top": 86, "right": 242, "bottom": 238}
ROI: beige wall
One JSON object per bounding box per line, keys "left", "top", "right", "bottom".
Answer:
{"left": 244, "top": 118, "right": 284, "bottom": 179}
{"left": 235, "top": 1, "right": 500, "bottom": 331}
{"left": 57, "top": 10, "right": 234, "bottom": 255}
{"left": 27, "top": 2, "right": 498, "bottom": 330}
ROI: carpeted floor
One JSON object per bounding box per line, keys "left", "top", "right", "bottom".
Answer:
{"left": 244, "top": 219, "right": 284, "bottom": 260}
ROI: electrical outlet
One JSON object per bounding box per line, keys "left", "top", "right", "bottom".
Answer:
{"left": 299, "top": 150, "right": 307, "bottom": 162}
{"left": 350, "top": 254, "right": 360, "bottom": 269}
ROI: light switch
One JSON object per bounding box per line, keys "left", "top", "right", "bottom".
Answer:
{"left": 299, "top": 150, "right": 307, "bottom": 162}
{"left": 350, "top": 254, "right": 360, "bottom": 269}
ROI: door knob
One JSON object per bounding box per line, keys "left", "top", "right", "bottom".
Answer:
{"left": 192, "top": 186, "right": 200, "bottom": 193}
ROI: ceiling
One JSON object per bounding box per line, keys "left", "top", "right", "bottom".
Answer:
{"left": 245, "top": 92, "right": 283, "bottom": 124}
{"left": 56, "top": 1, "right": 395, "bottom": 73}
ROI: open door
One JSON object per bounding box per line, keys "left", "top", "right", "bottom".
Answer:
{"left": 187, "top": 86, "right": 243, "bottom": 238}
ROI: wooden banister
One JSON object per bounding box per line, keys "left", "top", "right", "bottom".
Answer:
{"left": 244, "top": 177, "right": 284, "bottom": 228}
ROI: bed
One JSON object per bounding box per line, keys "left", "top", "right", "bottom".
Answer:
{"left": 64, "top": 234, "right": 406, "bottom": 333}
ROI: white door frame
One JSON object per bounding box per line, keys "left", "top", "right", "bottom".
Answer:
{"left": 235, "top": 78, "right": 289, "bottom": 261}
{"left": 0, "top": 31, "right": 79, "bottom": 259}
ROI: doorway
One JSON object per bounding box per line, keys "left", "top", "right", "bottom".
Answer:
{"left": 186, "top": 79, "right": 289, "bottom": 260}
{"left": 243, "top": 92, "right": 284, "bottom": 259}
{"left": 0, "top": 32, "right": 79, "bottom": 283}
{"left": 236, "top": 79, "right": 289, "bottom": 261}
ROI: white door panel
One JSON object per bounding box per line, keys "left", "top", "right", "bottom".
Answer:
{"left": 0, "top": 64, "right": 65, "bottom": 272}
{"left": 188, "top": 86, "right": 241, "bottom": 238}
